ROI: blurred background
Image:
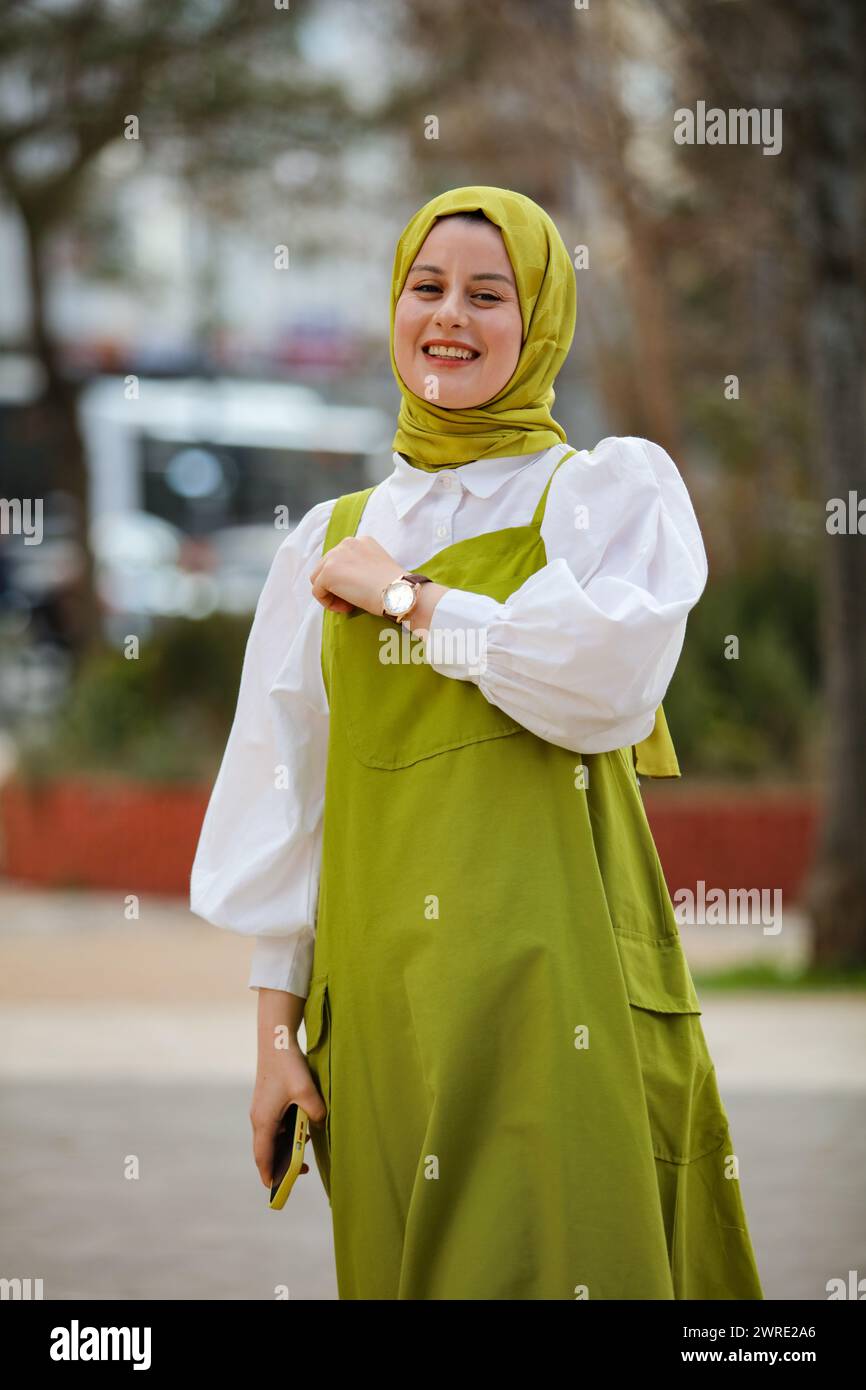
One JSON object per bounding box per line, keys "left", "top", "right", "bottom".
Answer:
{"left": 0, "top": 0, "right": 864, "bottom": 1301}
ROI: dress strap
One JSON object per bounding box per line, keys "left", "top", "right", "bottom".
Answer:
{"left": 320, "top": 485, "right": 376, "bottom": 699}
{"left": 323, "top": 485, "right": 376, "bottom": 553}
{"left": 530, "top": 444, "right": 579, "bottom": 528}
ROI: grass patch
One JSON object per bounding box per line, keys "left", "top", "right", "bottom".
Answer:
{"left": 691, "top": 961, "right": 866, "bottom": 992}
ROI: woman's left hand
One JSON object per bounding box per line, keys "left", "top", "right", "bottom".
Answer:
{"left": 309, "top": 535, "right": 406, "bottom": 617}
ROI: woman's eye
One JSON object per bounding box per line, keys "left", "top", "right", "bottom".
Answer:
{"left": 413, "top": 283, "right": 500, "bottom": 302}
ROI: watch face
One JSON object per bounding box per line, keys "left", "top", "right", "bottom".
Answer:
{"left": 384, "top": 579, "right": 414, "bottom": 617}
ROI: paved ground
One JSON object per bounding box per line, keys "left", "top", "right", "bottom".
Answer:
{"left": 1, "top": 885, "right": 864, "bottom": 1300}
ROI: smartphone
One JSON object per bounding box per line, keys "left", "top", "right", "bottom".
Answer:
{"left": 268, "top": 1103, "right": 310, "bottom": 1210}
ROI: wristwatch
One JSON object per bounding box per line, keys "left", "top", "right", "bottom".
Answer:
{"left": 381, "top": 572, "right": 433, "bottom": 623}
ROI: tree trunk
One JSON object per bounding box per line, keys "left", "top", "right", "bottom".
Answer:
{"left": 795, "top": 0, "right": 866, "bottom": 965}
{"left": 21, "top": 215, "right": 101, "bottom": 664}
{"left": 618, "top": 201, "right": 682, "bottom": 459}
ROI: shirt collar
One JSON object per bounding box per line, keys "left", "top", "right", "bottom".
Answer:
{"left": 387, "top": 447, "right": 554, "bottom": 520}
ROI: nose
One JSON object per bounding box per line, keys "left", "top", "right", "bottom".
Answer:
{"left": 432, "top": 283, "right": 468, "bottom": 328}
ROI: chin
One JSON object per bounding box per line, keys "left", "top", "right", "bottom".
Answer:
{"left": 433, "top": 390, "right": 473, "bottom": 410}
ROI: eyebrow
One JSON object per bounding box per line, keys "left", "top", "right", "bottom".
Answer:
{"left": 408, "top": 262, "right": 514, "bottom": 286}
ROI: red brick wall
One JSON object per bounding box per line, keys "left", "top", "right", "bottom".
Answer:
{"left": 0, "top": 779, "right": 209, "bottom": 895}
{"left": 642, "top": 787, "right": 820, "bottom": 904}
{"left": 0, "top": 777, "right": 820, "bottom": 903}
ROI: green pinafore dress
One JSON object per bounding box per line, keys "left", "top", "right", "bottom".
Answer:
{"left": 303, "top": 447, "right": 764, "bottom": 1300}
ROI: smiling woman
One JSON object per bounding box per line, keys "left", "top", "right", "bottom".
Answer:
{"left": 190, "top": 183, "right": 764, "bottom": 1302}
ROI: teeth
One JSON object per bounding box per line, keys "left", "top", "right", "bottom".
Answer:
{"left": 425, "top": 345, "right": 477, "bottom": 359}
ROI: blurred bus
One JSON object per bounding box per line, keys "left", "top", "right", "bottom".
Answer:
{"left": 0, "top": 370, "right": 392, "bottom": 715}
{"left": 78, "top": 374, "right": 393, "bottom": 622}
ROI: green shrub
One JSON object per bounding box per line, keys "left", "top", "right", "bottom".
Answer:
{"left": 663, "top": 558, "right": 820, "bottom": 777}
{"left": 14, "top": 613, "right": 252, "bottom": 784}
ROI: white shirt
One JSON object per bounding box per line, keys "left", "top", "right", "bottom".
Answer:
{"left": 189, "top": 436, "right": 708, "bottom": 997}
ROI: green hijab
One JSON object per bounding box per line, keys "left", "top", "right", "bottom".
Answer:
{"left": 389, "top": 185, "right": 577, "bottom": 472}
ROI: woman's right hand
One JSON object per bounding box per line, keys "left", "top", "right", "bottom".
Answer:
{"left": 250, "top": 1043, "right": 328, "bottom": 1189}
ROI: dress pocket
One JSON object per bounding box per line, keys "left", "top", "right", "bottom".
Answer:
{"left": 613, "top": 929, "right": 730, "bottom": 1165}
{"left": 332, "top": 609, "right": 523, "bottom": 769}
{"left": 303, "top": 974, "right": 332, "bottom": 1197}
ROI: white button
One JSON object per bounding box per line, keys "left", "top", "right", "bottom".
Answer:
{"left": 435, "top": 524, "right": 449, "bottom": 539}
{"left": 441, "top": 474, "right": 457, "bottom": 490}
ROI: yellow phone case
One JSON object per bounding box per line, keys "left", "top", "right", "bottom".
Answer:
{"left": 269, "top": 1104, "right": 310, "bottom": 1210}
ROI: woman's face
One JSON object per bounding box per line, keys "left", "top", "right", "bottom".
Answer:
{"left": 393, "top": 217, "right": 523, "bottom": 410}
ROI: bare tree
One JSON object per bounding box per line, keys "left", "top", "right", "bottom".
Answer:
{"left": 786, "top": 0, "right": 866, "bottom": 966}
{"left": 0, "top": 0, "right": 355, "bottom": 657}
{"left": 653, "top": 0, "right": 866, "bottom": 965}
{"left": 369, "top": 0, "right": 694, "bottom": 456}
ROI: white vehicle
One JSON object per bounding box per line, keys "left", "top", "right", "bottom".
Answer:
{"left": 77, "top": 374, "right": 393, "bottom": 626}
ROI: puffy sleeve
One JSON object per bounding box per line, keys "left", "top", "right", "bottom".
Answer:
{"left": 189, "top": 498, "right": 334, "bottom": 998}
{"left": 423, "top": 436, "right": 708, "bottom": 754}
